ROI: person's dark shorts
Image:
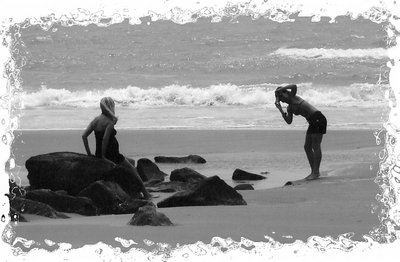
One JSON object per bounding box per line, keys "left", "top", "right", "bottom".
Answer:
{"left": 306, "top": 111, "right": 327, "bottom": 134}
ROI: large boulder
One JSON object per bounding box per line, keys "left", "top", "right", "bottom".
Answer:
{"left": 157, "top": 176, "right": 247, "bottom": 208}
{"left": 128, "top": 206, "right": 173, "bottom": 226}
{"left": 25, "top": 189, "right": 98, "bottom": 216}
{"left": 136, "top": 158, "right": 167, "bottom": 182}
{"left": 154, "top": 155, "right": 206, "bottom": 164}
{"left": 9, "top": 197, "right": 69, "bottom": 219}
{"left": 77, "top": 180, "right": 152, "bottom": 214}
{"left": 26, "top": 152, "right": 114, "bottom": 195}
{"left": 232, "top": 169, "right": 266, "bottom": 181}
{"left": 170, "top": 167, "right": 207, "bottom": 183}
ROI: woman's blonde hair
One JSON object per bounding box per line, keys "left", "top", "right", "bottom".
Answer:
{"left": 100, "top": 97, "right": 118, "bottom": 124}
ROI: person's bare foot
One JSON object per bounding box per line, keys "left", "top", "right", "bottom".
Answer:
{"left": 305, "top": 173, "right": 320, "bottom": 181}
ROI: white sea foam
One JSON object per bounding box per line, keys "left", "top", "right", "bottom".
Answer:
{"left": 271, "top": 48, "right": 388, "bottom": 60}
{"left": 20, "top": 82, "right": 388, "bottom": 109}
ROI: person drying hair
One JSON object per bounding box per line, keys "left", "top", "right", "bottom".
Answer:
{"left": 275, "top": 84, "right": 327, "bottom": 180}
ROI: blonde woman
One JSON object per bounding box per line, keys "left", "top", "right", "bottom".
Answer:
{"left": 82, "top": 97, "right": 152, "bottom": 199}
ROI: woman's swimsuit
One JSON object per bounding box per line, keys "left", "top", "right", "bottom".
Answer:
{"left": 288, "top": 99, "right": 327, "bottom": 134}
{"left": 306, "top": 111, "right": 327, "bottom": 134}
{"left": 95, "top": 128, "right": 125, "bottom": 164}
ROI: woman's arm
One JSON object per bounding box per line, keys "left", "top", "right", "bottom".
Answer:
{"left": 277, "top": 84, "right": 297, "bottom": 97}
{"left": 275, "top": 102, "right": 293, "bottom": 124}
{"left": 82, "top": 119, "right": 95, "bottom": 156}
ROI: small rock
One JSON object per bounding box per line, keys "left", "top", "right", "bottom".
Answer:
{"left": 154, "top": 155, "right": 206, "bottom": 164}
{"left": 232, "top": 169, "right": 266, "bottom": 181}
{"left": 170, "top": 167, "right": 207, "bottom": 183}
{"left": 137, "top": 158, "right": 167, "bottom": 182}
{"left": 128, "top": 205, "right": 173, "bottom": 226}
{"left": 234, "top": 184, "right": 254, "bottom": 190}
{"left": 157, "top": 176, "right": 247, "bottom": 208}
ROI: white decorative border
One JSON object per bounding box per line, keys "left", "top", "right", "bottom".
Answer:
{"left": 1, "top": 0, "right": 400, "bottom": 260}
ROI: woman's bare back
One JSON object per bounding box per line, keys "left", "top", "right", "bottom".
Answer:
{"left": 92, "top": 114, "right": 114, "bottom": 132}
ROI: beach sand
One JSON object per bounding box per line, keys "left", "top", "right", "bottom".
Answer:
{"left": 10, "top": 161, "right": 380, "bottom": 251}
{"left": 6, "top": 128, "right": 382, "bottom": 256}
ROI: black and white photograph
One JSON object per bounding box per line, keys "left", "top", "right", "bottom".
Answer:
{"left": 1, "top": 0, "right": 399, "bottom": 260}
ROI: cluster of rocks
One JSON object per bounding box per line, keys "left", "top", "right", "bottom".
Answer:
{"left": 9, "top": 152, "right": 267, "bottom": 225}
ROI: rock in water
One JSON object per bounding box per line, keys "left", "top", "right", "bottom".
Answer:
{"left": 154, "top": 155, "right": 206, "bottom": 164}
{"left": 232, "top": 169, "right": 266, "bottom": 181}
{"left": 136, "top": 158, "right": 167, "bottom": 182}
{"left": 128, "top": 206, "right": 173, "bottom": 226}
{"left": 26, "top": 152, "right": 115, "bottom": 195}
{"left": 157, "top": 176, "right": 247, "bottom": 208}
{"left": 234, "top": 184, "right": 254, "bottom": 190}
{"left": 25, "top": 189, "right": 98, "bottom": 216}
{"left": 170, "top": 167, "right": 207, "bottom": 183}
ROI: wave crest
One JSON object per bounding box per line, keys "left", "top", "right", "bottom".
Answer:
{"left": 20, "top": 83, "right": 388, "bottom": 109}
{"left": 271, "top": 48, "right": 387, "bottom": 60}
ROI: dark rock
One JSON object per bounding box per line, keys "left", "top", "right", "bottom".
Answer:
{"left": 128, "top": 206, "right": 173, "bottom": 226}
{"left": 154, "top": 155, "right": 206, "bottom": 164}
{"left": 170, "top": 167, "right": 207, "bottom": 183}
{"left": 144, "top": 179, "right": 164, "bottom": 187}
{"left": 157, "top": 176, "right": 247, "bottom": 208}
{"left": 26, "top": 189, "right": 98, "bottom": 216}
{"left": 55, "top": 190, "right": 69, "bottom": 195}
{"left": 127, "top": 158, "right": 135, "bottom": 167}
{"left": 146, "top": 180, "right": 198, "bottom": 193}
{"left": 78, "top": 181, "right": 152, "bottom": 214}
{"left": 234, "top": 184, "right": 254, "bottom": 190}
{"left": 26, "top": 152, "right": 114, "bottom": 195}
{"left": 103, "top": 166, "right": 143, "bottom": 198}
{"left": 136, "top": 158, "right": 167, "bottom": 182}
{"left": 232, "top": 169, "right": 267, "bottom": 181}
{"left": 9, "top": 197, "right": 69, "bottom": 219}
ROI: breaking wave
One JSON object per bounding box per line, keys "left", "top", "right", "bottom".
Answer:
{"left": 271, "top": 48, "right": 388, "bottom": 60}
{"left": 20, "top": 82, "right": 389, "bottom": 109}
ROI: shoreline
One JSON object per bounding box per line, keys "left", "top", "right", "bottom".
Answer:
{"left": 10, "top": 128, "right": 381, "bottom": 189}
{"left": 14, "top": 126, "right": 383, "bottom": 131}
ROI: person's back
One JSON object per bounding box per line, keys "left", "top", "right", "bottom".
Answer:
{"left": 288, "top": 96, "right": 318, "bottom": 120}
{"left": 94, "top": 116, "right": 124, "bottom": 164}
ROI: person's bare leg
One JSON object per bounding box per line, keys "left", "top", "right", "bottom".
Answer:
{"left": 306, "top": 133, "right": 323, "bottom": 180}
{"left": 120, "top": 159, "right": 152, "bottom": 199}
{"left": 304, "top": 134, "right": 314, "bottom": 175}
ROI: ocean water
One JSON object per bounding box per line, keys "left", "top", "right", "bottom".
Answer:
{"left": 12, "top": 16, "right": 390, "bottom": 130}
